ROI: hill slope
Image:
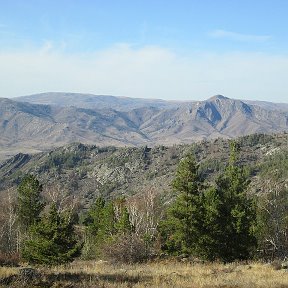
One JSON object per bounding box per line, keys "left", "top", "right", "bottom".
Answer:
{"left": 0, "top": 133, "right": 287, "bottom": 208}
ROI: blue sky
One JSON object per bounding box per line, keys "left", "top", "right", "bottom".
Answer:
{"left": 1, "top": 0, "right": 288, "bottom": 102}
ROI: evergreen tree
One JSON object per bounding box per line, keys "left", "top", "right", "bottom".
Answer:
{"left": 160, "top": 153, "right": 204, "bottom": 255}
{"left": 22, "top": 204, "right": 81, "bottom": 265}
{"left": 206, "top": 142, "right": 257, "bottom": 261}
{"left": 101, "top": 202, "right": 116, "bottom": 237}
{"left": 116, "top": 206, "right": 133, "bottom": 235}
{"left": 160, "top": 143, "right": 257, "bottom": 261}
{"left": 82, "top": 197, "right": 116, "bottom": 258}
{"left": 83, "top": 197, "right": 134, "bottom": 259}
{"left": 84, "top": 197, "right": 106, "bottom": 236}
{"left": 17, "top": 174, "right": 44, "bottom": 231}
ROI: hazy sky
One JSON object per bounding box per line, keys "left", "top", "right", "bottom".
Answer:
{"left": 1, "top": 0, "right": 288, "bottom": 102}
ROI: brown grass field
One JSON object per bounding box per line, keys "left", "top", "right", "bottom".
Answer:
{"left": 1, "top": 260, "right": 288, "bottom": 287}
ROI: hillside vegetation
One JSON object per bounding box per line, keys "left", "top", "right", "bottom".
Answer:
{"left": 0, "top": 132, "right": 288, "bottom": 287}
{"left": 1, "top": 132, "right": 287, "bottom": 206}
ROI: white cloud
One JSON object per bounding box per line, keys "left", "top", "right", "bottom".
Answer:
{"left": 210, "top": 29, "right": 271, "bottom": 42}
{"left": 0, "top": 43, "right": 287, "bottom": 103}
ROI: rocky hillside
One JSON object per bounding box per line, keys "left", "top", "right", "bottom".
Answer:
{"left": 0, "top": 94, "right": 287, "bottom": 161}
{"left": 0, "top": 133, "right": 287, "bottom": 209}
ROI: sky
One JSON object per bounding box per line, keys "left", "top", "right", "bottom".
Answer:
{"left": 0, "top": 0, "right": 288, "bottom": 102}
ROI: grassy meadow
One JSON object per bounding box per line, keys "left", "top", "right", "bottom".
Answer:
{"left": 1, "top": 260, "right": 288, "bottom": 288}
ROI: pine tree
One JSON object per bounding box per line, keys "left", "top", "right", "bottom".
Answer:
{"left": 83, "top": 197, "right": 116, "bottom": 258}
{"left": 207, "top": 142, "right": 257, "bottom": 261}
{"left": 83, "top": 197, "right": 134, "bottom": 259}
{"left": 17, "top": 175, "right": 44, "bottom": 231}
{"left": 84, "top": 197, "right": 106, "bottom": 236}
{"left": 116, "top": 206, "right": 133, "bottom": 235}
{"left": 22, "top": 204, "right": 81, "bottom": 265}
{"left": 160, "top": 143, "right": 257, "bottom": 261}
{"left": 160, "top": 153, "right": 204, "bottom": 255}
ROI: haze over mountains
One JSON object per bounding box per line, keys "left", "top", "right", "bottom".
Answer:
{"left": 0, "top": 92, "right": 287, "bottom": 161}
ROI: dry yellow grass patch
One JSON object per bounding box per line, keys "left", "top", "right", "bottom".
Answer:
{"left": 0, "top": 267, "right": 18, "bottom": 279}
{"left": 1, "top": 260, "right": 288, "bottom": 287}
{"left": 47, "top": 260, "right": 288, "bottom": 288}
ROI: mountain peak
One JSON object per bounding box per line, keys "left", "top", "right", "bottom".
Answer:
{"left": 208, "top": 95, "right": 230, "bottom": 101}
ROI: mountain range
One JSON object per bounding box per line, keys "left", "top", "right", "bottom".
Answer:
{"left": 0, "top": 92, "right": 287, "bottom": 161}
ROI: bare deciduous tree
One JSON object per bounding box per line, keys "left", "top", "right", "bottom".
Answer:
{"left": 0, "top": 188, "right": 18, "bottom": 254}
{"left": 127, "top": 187, "right": 162, "bottom": 239}
{"left": 257, "top": 182, "right": 288, "bottom": 260}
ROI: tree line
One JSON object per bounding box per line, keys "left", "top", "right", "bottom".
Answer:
{"left": 0, "top": 141, "right": 287, "bottom": 265}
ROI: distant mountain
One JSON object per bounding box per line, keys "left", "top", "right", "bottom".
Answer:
{"left": 137, "top": 95, "right": 288, "bottom": 144}
{"left": 14, "top": 92, "right": 183, "bottom": 111}
{"left": 243, "top": 99, "right": 288, "bottom": 112}
{"left": 0, "top": 97, "right": 152, "bottom": 161}
{"left": 14, "top": 92, "right": 288, "bottom": 112}
{"left": 0, "top": 94, "right": 287, "bottom": 161}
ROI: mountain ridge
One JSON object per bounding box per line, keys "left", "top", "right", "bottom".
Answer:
{"left": 14, "top": 92, "right": 288, "bottom": 111}
{"left": 0, "top": 94, "right": 287, "bottom": 161}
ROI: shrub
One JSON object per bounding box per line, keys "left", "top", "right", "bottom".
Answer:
{"left": 0, "top": 252, "right": 20, "bottom": 266}
{"left": 102, "top": 234, "right": 150, "bottom": 264}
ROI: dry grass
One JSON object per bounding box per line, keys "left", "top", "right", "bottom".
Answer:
{"left": 0, "top": 267, "right": 18, "bottom": 279}
{"left": 1, "top": 260, "right": 288, "bottom": 287}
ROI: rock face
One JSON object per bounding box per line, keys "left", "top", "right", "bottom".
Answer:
{"left": 0, "top": 94, "right": 287, "bottom": 161}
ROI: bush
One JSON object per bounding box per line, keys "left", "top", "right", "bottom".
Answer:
{"left": 102, "top": 234, "right": 150, "bottom": 264}
{"left": 0, "top": 252, "right": 20, "bottom": 266}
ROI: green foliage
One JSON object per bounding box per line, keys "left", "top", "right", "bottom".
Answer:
{"left": 198, "top": 158, "right": 225, "bottom": 179}
{"left": 22, "top": 204, "right": 81, "bottom": 265}
{"left": 116, "top": 206, "right": 133, "bottom": 234}
{"left": 82, "top": 197, "right": 133, "bottom": 259}
{"left": 84, "top": 197, "right": 106, "bottom": 236}
{"left": 160, "top": 143, "right": 257, "bottom": 262}
{"left": 17, "top": 174, "right": 44, "bottom": 231}
{"left": 200, "top": 142, "right": 257, "bottom": 261}
{"left": 260, "top": 150, "right": 288, "bottom": 180}
{"left": 46, "top": 151, "right": 82, "bottom": 170}
{"left": 237, "top": 133, "right": 274, "bottom": 147}
{"left": 160, "top": 154, "right": 204, "bottom": 255}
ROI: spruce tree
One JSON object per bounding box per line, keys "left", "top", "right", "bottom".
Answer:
{"left": 207, "top": 142, "right": 257, "bottom": 261}
{"left": 83, "top": 197, "right": 116, "bottom": 258}
{"left": 84, "top": 197, "right": 106, "bottom": 236}
{"left": 22, "top": 204, "right": 81, "bottom": 265}
{"left": 160, "top": 153, "right": 204, "bottom": 255}
{"left": 160, "top": 143, "right": 257, "bottom": 261}
{"left": 17, "top": 174, "right": 44, "bottom": 231}
{"left": 116, "top": 206, "right": 133, "bottom": 235}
